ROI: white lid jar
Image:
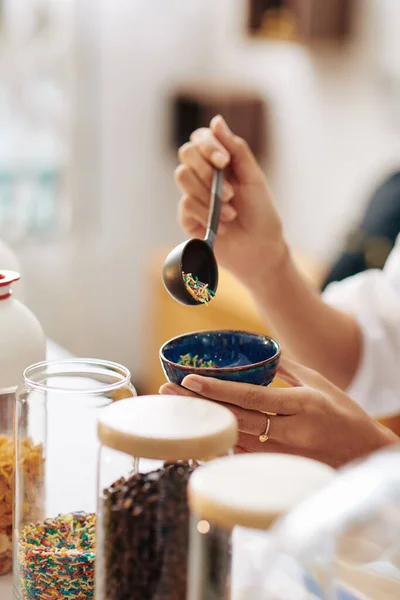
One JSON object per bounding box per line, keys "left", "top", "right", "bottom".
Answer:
{"left": 0, "top": 270, "right": 45, "bottom": 391}
{"left": 187, "top": 453, "right": 335, "bottom": 600}
{"left": 0, "top": 239, "right": 23, "bottom": 299}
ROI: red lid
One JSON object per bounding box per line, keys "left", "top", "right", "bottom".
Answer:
{"left": 0, "top": 271, "right": 21, "bottom": 300}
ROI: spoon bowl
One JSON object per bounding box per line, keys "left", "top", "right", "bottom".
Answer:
{"left": 162, "top": 239, "right": 218, "bottom": 306}
{"left": 162, "top": 169, "right": 223, "bottom": 306}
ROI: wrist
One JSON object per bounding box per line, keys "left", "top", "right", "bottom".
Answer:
{"left": 240, "top": 240, "right": 293, "bottom": 297}
{"left": 375, "top": 422, "right": 399, "bottom": 449}
{"left": 361, "top": 420, "right": 400, "bottom": 463}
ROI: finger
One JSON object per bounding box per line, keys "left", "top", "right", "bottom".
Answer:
{"left": 178, "top": 143, "right": 234, "bottom": 202}
{"left": 180, "top": 209, "right": 228, "bottom": 238}
{"left": 160, "top": 385, "right": 286, "bottom": 442}
{"left": 159, "top": 383, "right": 204, "bottom": 399}
{"left": 178, "top": 142, "right": 213, "bottom": 183}
{"left": 238, "top": 432, "right": 316, "bottom": 460}
{"left": 215, "top": 402, "right": 286, "bottom": 442}
{"left": 190, "top": 128, "right": 230, "bottom": 170}
{"left": 175, "top": 165, "right": 210, "bottom": 205}
{"left": 175, "top": 165, "right": 236, "bottom": 215}
{"left": 234, "top": 445, "right": 250, "bottom": 454}
{"left": 180, "top": 217, "right": 206, "bottom": 239}
{"left": 181, "top": 375, "right": 302, "bottom": 415}
{"left": 179, "top": 194, "right": 236, "bottom": 229}
{"left": 217, "top": 402, "right": 267, "bottom": 437}
{"left": 181, "top": 218, "right": 228, "bottom": 238}
{"left": 236, "top": 431, "right": 286, "bottom": 454}
{"left": 210, "top": 115, "right": 263, "bottom": 184}
{"left": 179, "top": 195, "right": 209, "bottom": 229}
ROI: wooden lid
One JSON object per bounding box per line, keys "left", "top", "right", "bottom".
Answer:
{"left": 188, "top": 453, "right": 335, "bottom": 530}
{"left": 97, "top": 395, "right": 238, "bottom": 461}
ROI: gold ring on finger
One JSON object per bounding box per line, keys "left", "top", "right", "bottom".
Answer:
{"left": 259, "top": 415, "right": 271, "bottom": 443}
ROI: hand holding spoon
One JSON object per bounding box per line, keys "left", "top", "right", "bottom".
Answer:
{"left": 162, "top": 168, "right": 223, "bottom": 306}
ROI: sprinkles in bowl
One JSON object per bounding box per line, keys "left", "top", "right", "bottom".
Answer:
{"left": 178, "top": 353, "right": 217, "bottom": 369}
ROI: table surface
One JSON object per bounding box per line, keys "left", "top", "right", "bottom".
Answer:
{"left": 0, "top": 343, "right": 391, "bottom": 600}
{"left": 0, "top": 340, "right": 72, "bottom": 600}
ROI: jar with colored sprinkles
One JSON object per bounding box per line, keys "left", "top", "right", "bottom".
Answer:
{"left": 13, "top": 359, "right": 136, "bottom": 600}
{"left": 95, "top": 394, "right": 237, "bottom": 600}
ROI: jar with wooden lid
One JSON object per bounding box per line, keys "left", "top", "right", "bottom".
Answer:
{"left": 96, "top": 394, "right": 238, "bottom": 600}
{"left": 187, "top": 453, "right": 335, "bottom": 600}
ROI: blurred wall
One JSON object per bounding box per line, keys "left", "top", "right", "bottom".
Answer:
{"left": 17, "top": 0, "right": 400, "bottom": 384}
{"left": 213, "top": 0, "right": 400, "bottom": 259}
{"left": 19, "top": 0, "right": 218, "bottom": 383}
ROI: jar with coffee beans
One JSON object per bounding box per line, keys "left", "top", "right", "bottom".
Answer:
{"left": 96, "top": 394, "right": 237, "bottom": 600}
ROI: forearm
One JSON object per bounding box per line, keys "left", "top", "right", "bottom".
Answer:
{"left": 373, "top": 422, "right": 399, "bottom": 449}
{"left": 244, "top": 246, "right": 362, "bottom": 390}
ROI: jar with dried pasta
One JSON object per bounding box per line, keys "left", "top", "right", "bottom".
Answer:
{"left": 0, "top": 270, "right": 46, "bottom": 576}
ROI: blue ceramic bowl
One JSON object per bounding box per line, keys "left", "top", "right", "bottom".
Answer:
{"left": 160, "top": 330, "right": 281, "bottom": 387}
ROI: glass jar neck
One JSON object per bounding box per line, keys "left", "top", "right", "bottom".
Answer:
{"left": 22, "top": 359, "right": 133, "bottom": 395}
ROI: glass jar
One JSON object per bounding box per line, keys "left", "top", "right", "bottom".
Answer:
{"left": 13, "top": 359, "right": 136, "bottom": 600}
{"left": 259, "top": 446, "right": 400, "bottom": 600}
{"left": 0, "top": 270, "right": 45, "bottom": 576}
{"left": 96, "top": 393, "right": 237, "bottom": 600}
{"left": 187, "top": 453, "right": 335, "bottom": 600}
{"left": 0, "top": 387, "right": 17, "bottom": 576}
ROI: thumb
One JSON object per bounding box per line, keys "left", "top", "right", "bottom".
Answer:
{"left": 210, "top": 115, "right": 263, "bottom": 185}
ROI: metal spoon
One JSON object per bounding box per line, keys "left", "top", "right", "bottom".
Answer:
{"left": 162, "top": 168, "right": 223, "bottom": 306}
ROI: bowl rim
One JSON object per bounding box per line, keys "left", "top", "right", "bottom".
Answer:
{"left": 159, "top": 329, "right": 281, "bottom": 373}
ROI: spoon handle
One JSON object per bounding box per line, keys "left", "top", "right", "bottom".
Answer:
{"left": 205, "top": 168, "right": 223, "bottom": 249}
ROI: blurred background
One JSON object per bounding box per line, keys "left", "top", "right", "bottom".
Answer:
{"left": 1, "top": 0, "right": 400, "bottom": 394}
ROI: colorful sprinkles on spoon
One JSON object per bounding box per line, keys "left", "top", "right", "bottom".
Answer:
{"left": 178, "top": 354, "right": 217, "bottom": 368}
{"left": 182, "top": 272, "right": 215, "bottom": 304}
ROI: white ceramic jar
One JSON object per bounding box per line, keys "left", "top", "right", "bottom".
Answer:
{"left": 0, "top": 271, "right": 45, "bottom": 390}
{"left": 0, "top": 239, "right": 22, "bottom": 300}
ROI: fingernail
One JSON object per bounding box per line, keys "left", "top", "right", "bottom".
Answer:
{"left": 212, "top": 151, "right": 229, "bottom": 169}
{"left": 182, "top": 376, "right": 203, "bottom": 393}
{"left": 215, "top": 115, "right": 231, "bottom": 137}
{"left": 222, "top": 185, "right": 234, "bottom": 201}
{"left": 221, "top": 203, "right": 237, "bottom": 221}
{"left": 159, "top": 384, "right": 174, "bottom": 395}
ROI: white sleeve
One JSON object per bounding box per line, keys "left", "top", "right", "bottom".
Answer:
{"left": 322, "top": 237, "right": 400, "bottom": 417}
